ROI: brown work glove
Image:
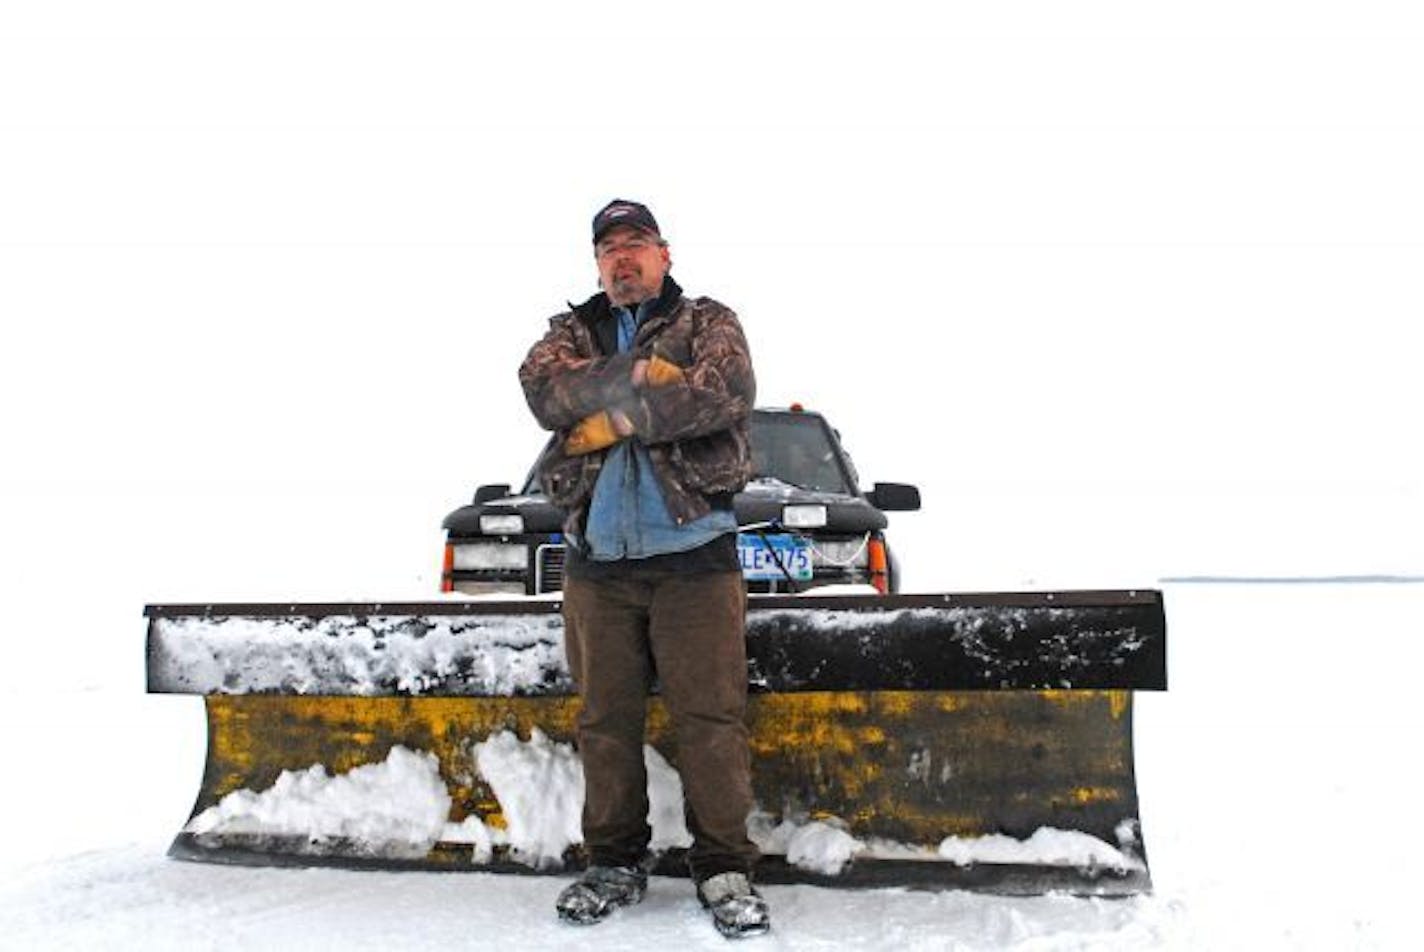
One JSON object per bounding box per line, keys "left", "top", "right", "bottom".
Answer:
{"left": 637, "top": 353, "right": 685, "bottom": 388}
{"left": 564, "top": 410, "right": 632, "bottom": 456}
{"left": 564, "top": 355, "right": 683, "bottom": 455}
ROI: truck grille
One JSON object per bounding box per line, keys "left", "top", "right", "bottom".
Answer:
{"left": 535, "top": 543, "right": 567, "bottom": 593}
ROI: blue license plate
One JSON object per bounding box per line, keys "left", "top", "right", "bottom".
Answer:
{"left": 737, "top": 533, "right": 813, "bottom": 581}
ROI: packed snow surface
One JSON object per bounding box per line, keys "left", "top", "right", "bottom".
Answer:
{"left": 0, "top": 847, "right": 1177, "bottom": 951}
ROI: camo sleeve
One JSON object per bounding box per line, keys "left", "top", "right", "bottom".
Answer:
{"left": 519, "top": 315, "right": 635, "bottom": 432}
{"left": 625, "top": 301, "right": 755, "bottom": 444}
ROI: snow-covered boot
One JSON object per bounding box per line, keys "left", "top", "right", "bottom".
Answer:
{"left": 555, "top": 864, "right": 649, "bottom": 925}
{"left": 697, "top": 871, "right": 771, "bottom": 938}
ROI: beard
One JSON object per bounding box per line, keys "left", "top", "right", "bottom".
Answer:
{"left": 607, "top": 269, "right": 657, "bottom": 306}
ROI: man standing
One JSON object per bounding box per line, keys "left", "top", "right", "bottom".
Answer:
{"left": 518, "top": 200, "right": 769, "bottom": 938}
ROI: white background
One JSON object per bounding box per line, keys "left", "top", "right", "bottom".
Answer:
{"left": 1, "top": 4, "right": 1422, "bottom": 947}
{"left": 4, "top": 6, "right": 1420, "bottom": 669}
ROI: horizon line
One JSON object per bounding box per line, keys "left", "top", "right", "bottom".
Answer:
{"left": 1159, "top": 575, "right": 1424, "bottom": 585}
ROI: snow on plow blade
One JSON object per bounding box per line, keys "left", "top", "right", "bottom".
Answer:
{"left": 146, "top": 591, "right": 1166, "bottom": 895}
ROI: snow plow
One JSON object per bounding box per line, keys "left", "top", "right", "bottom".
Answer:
{"left": 147, "top": 589, "right": 1166, "bottom": 895}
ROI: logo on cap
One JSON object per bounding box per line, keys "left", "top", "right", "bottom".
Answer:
{"left": 593, "top": 199, "right": 660, "bottom": 243}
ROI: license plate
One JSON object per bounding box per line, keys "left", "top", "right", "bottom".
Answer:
{"left": 737, "top": 533, "right": 813, "bottom": 581}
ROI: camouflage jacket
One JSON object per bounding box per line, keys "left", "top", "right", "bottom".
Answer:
{"left": 519, "top": 276, "right": 755, "bottom": 541}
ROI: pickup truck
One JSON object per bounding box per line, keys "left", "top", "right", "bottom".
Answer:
{"left": 441, "top": 405, "right": 920, "bottom": 595}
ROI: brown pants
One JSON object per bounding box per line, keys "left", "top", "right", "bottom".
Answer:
{"left": 562, "top": 570, "right": 758, "bottom": 880}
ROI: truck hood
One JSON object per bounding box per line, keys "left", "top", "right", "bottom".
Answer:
{"left": 443, "top": 479, "right": 887, "bottom": 538}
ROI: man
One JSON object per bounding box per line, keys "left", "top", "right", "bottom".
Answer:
{"left": 518, "top": 200, "right": 770, "bottom": 938}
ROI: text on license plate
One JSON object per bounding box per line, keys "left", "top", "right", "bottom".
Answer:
{"left": 736, "top": 533, "right": 813, "bottom": 581}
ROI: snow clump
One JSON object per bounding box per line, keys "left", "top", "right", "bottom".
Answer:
{"left": 747, "top": 812, "right": 866, "bottom": 875}
{"left": 471, "top": 729, "right": 584, "bottom": 869}
{"left": 937, "top": 826, "right": 1142, "bottom": 871}
{"left": 185, "top": 745, "right": 452, "bottom": 857}
{"left": 644, "top": 745, "right": 694, "bottom": 851}
{"left": 470, "top": 729, "right": 693, "bottom": 868}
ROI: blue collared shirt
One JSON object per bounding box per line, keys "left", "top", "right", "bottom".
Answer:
{"left": 583, "top": 301, "right": 736, "bottom": 561}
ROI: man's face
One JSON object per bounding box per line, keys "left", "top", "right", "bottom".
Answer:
{"left": 595, "top": 225, "right": 671, "bottom": 306}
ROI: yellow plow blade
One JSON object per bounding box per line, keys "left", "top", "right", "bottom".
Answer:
{"left": 150, "top": 593, "right": 1164, "bottom": 894}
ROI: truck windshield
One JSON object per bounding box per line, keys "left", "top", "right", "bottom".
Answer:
{"left": 750, "top": 413, "right": 854, "bottom": 494}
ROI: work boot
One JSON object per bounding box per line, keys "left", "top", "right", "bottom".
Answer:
{"left": 697, "top": 871, "right": 771, "bottom": 939}
{"left": 555, "top": 864, "right": 648, "bottom": 925}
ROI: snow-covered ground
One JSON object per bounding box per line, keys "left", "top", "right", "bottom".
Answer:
{"left": 3, "top": 581, "right": 1421, "bottom": 949}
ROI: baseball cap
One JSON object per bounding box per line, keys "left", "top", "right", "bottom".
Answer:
{"left": 592, "top": 199, "right": 661, "bottom": 244}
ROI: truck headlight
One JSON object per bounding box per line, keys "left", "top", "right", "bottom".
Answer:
{"left": 479, "top": 514, "right": 525, "bottom": 535}
{"left": 782, "top": 504, "right": 827, "bottom": 529}
{"left": 452, "top": 581, "right": 526, "bottom": 596}
{"left": 453, "top": 543, "right": 530, "bottom": 571}
{"left": 811, "top": 539, "right": 869, "bottom": 568}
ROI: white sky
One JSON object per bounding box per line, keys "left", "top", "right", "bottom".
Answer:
{"left": 1, "top": 3, "right": 1421, "bottom": 677}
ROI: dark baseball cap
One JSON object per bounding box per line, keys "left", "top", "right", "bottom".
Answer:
{"left": 592, "top": 199, "right": 661, "bottom": 244}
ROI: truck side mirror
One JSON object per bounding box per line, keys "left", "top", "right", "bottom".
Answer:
{"left": 473, "top": 483, "right": 512, "bottom": 504}
{"left": 867, "top": 482, "right": 921, "bottom": 512}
